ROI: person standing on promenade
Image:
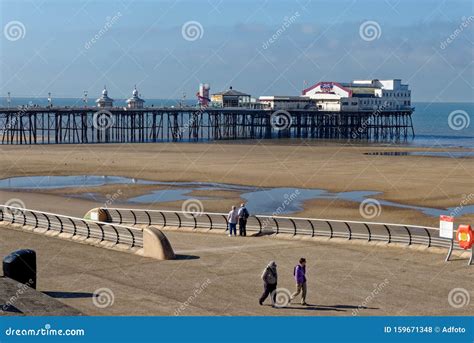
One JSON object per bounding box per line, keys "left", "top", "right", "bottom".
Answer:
{"left": 259, "top": 261, "right": 278, "bottom": 306}
{"left": 227, "top": 206, "right": 239, "bottom": 236}
{"left": 238, "top": 203, "right": 249, "bottom": 236}
{"left": 291, "top": 258, "right": 308, "bottom": 305}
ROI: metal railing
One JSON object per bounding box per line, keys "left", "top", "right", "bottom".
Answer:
{"left": 98, "top": 207, "right": 456, "bottom": 250}
{"left": 0, "top": 205, "right": 143, "bottom": 248}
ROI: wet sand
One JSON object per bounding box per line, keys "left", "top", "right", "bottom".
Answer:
{"left": 0, "top": 141, "right": 472, "bottom": 226}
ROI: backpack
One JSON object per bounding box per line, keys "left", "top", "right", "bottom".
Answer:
{"left": 242, "top": 207, "right": 249, "bottom": 219}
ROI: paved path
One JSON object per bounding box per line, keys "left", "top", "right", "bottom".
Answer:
{"left": 0, "top": 277, "right": 83, "bottom": 316}
{"left": 0, "top": 225, "right": 472, "bottom": 316}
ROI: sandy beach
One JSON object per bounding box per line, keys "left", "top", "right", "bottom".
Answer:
{"left": 0, "top": 140, "right": 473, "bottom": 227}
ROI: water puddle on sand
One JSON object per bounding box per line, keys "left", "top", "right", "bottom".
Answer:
{"left": 364, "top": 151, "right": 474, "bottom": 158}
{"left": 0, "top": 175, "right": 473, "bottom": 217}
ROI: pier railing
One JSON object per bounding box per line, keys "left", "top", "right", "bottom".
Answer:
{"left": 98, "top": 208, "right": 454, "bottom": 250}
{"left": 0, "top": 205, "right": 142, "bottom": 248}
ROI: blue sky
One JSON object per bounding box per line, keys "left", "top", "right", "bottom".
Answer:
{"left": 0, "top": 0, "right": 473, "bottom": 102}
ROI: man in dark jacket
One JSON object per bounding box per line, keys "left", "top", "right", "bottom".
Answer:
{"left": 238, "top": 203, "right": 249, "bottom": 236}
{"left": 259, "top": 261, "right": 278, "bottom": 306}
{"left": 291, "top": 257, "right": 307, "bottom": 305}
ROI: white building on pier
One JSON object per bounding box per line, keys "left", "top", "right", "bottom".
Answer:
{"left": 259, "top": 79, "right": 412, "bottom": 112}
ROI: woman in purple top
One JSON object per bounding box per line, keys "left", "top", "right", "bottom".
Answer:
{"left": 291, "top": 257, "right": 308, "bottom": 305}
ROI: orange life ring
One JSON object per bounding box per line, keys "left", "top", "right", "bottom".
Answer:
{"left": 456, "top": 225, "right": 474, "bottom": 250}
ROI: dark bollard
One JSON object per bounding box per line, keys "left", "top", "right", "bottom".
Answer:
{"left": 3, "top": 249, "right": 36, "bottom": 289}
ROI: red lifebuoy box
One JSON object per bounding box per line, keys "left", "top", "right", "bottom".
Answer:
{"left": 456, "top": 225, "right": 474, "bottom": 250}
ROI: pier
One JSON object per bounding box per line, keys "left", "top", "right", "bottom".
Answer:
{"left": 0, "top": 107, "right": 414, "bottom": 144}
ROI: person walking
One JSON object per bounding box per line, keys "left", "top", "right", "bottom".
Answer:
{"left": 291, "top": 258, "right": 308, "bottom": 305}
{"left": 237, "top": 203, "right": 249, "bottom": 236}
{"left": 227, "top": 206, "right": 239, "bottom": 236}
{"left": 259, "top": 261, "right": 278, "bottom": 306}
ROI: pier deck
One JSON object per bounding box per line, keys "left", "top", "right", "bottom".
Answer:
{"left": 0, "top": 107, "right": 414, "bottom": 144}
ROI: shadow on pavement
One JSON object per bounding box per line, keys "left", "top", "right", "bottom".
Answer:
{"left": 251, "top": 231, "right": 275, "bottom": 237}
{"left": 276, "top": 304, "right": 379, "bottom": 312}
{"left": 43, "top": 291, "right": 95, "bottom": 299}
{"left": 1, "top": 304, "right": 23, "bottom": 314}
{"left": 174, "top": 254, "right": 200, "bottom": 260}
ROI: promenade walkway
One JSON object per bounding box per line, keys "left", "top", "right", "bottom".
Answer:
{"left": 0, "top": 224, "right": 472, "bottom": 316}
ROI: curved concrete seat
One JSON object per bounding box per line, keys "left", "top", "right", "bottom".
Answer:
{"left": 84, "top": 208, "right": 111, "bottom": 222}
{"left": 143, "top": 226, "right": 175, "bottom": 260}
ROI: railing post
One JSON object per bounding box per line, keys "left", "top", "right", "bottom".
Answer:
{"left": 175, "top": 213, "right": 182, "bottom": 228}
{"left": 308, "top": 220, "right": 315, "bottom": 237}
{"left": 255, "top": 216, "right": 262, "bottom": 234}
{"left": 190, "top": 213, "right": 197, "bottom": 229}
{"left": 122, "top": 226, "right": 136, "bottom": 248}
{"left": 404, "top": 226, "right": 412, "bottom": 245}
{"left": 205, "top": 214, "right": 213, "bottom": 230}
{"left": 21, "top": 210, "right": 27, "bottom": 226}
{"left": 159, "top": 212, "right": 166, "bottom": 226}
{"left": 273, "top": 218, "right": 279, "bottom": 234}
{"left": 69, "top": 218, "right": 77, "bottom": 236}
{"left": 31, "top": 211, "right": 39, "bottom": 228}
{"left": 145, "top": 211, "right": 151, "bottom": 226}
{"left": 345, "top": 222, "right": 352, "bottom": 240}
{"left": 43, "top": 213, "right": 51, "bottom": 231}
{"left": 384, "top": 225, "right": 391, "bottom": 243}
{"left": 364, "top": 223, "right": 371, "bottom": 242}
{"left": 326, "top": 221, "right": 333, "bottom": 238}
{"left": 55, "top": 216, "right": 64, "bottom": 233}
{"left": 289, "top": 219, "right": 297, "bottom": 236}
{"left": 110, "top": 225, "right": 120, "bottom": 244}
{"left": 222, "top": 215, "right": 228, "bottom": 231}
{"left": 115, "top": 209, "right": 123, "bottom": 224}
{"left": 84, "top": 221, "right": 91, "bottom": 239}
{"left": 96, "top": 223, "right": 105, "bottom": 241}
{"left": 424, "top": 228, "right": 431, "bottom": 248}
